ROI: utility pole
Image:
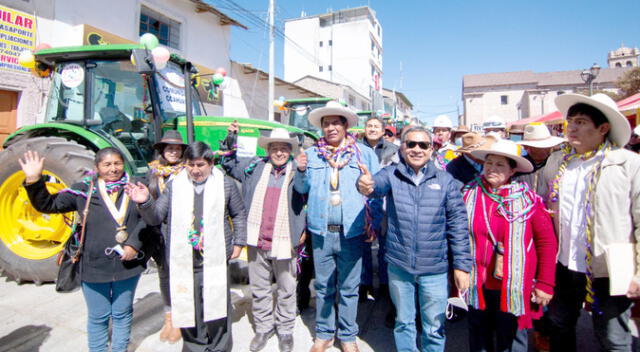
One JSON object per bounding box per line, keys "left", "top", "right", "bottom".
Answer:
{"left": 268, "top": 0, "right": 275, "bottom": 121}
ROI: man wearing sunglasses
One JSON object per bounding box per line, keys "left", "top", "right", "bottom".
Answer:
{"left": 358, "top": 126, "right": 471, "bottom": 352}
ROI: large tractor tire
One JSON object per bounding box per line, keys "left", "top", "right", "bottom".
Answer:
{"left": 0, "top": 137, "right": 95, "bottom": 283}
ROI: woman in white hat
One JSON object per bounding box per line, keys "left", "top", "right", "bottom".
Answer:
{"left": 432, "top": 114, "right": 456, "bottom": 169}
{"left": 463, "top": 139, "right": 558, "bottom": 352}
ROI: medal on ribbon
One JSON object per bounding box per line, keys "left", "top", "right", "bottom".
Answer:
{"left": 98, "top": 178, "right": 130, "bottom": 243}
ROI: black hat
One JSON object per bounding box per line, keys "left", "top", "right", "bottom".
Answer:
{"left": 153, "top": 130, "right": 187, "bottom": 152}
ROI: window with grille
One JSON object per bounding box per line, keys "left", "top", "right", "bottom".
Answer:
{"left": 140, "top": 6, "right": 181, "bottom": 49}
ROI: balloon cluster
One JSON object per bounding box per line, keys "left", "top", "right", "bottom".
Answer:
{"left": 273, "top": 96, "right": 286, "bottom": 110}
{"left": 19, "top": 43, "right": 53, "bottom": 77}
{"left": 139, "top": 33, "right": 171, "bottom": 70}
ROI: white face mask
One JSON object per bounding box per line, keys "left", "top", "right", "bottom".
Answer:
{"left": 446, "top": 290, "right": 468, "bottom": 321}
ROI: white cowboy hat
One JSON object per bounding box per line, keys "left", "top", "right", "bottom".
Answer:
{"left": 308, "top": 100, "right": 359, "bottom": 129}
{"left": 257, "top": 128, "right": 299, "bottom": 154}
{"left": 470, "top": 139, "right": 533, "bottom": 173}
{"left": 517, "top": 123, "right": 565, "bottom": 149}
{"left": 433, "top": 114, "right": 453, "bottom": 129}
{"left": 555, "top": 93, "right": 631, "bottom": 147}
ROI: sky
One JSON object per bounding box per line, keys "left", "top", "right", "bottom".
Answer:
{"left": 206, "top": 0, "right": 640, "bottom": 125}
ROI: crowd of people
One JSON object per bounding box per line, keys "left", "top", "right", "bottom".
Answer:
{"left": 18, "top": 92, "right": 640, "bottom": 352}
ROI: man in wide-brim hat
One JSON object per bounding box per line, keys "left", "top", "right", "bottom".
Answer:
{"left": 541, "top": 93, "right": 640, "bottom": 351}
{"left": 219, "top": 124, "right": 306, "bottom": 352}
{"left": 515, "top": 123, "right": 565, "bottom": 194}
{"left": 295, "top": 100, "right": 382, "bottom": 352}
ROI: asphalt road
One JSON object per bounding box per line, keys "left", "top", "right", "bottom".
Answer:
{"left": 1, "top": 265, "right": 637, "bottom": 352}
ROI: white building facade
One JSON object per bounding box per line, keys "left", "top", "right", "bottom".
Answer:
{"left": 283, "top": 6, "right": 384, "bottom": 110}
{"left": 292, "top": 75, "right": 370, "bottom": 112}
{"left": 462, "top": 67, "right": 632, "bottom": 129}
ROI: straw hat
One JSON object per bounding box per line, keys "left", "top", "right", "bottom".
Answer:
{"left": 308, "top": 101, "right": 359, "bottom": 129}
{"left": 153, "top": 130, "right": 187, "bottom": 152}
{"left": 457, "top": 132, "right": 496, "bottom": 155}
{"left": 470, "top": 139, "right": 533, "bottom": 173}
{"left": 517, "top": 123, "right": 565, "bottom": 149}
{"left": 257, "top": 128, "right": 299, "bottom": 154}
{"left": 555, "top": 93, "right": 631, "bottom": 147}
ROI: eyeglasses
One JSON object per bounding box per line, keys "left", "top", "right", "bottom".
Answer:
{"left": 405, "top": 140, "right": 431, "bottom": 150}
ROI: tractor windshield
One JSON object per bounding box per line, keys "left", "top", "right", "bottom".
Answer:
{"left": 44, "top": 58, "right": 201, "bottom": 173}
{"left": 286, "top": 103, "right": 322, "bottom": 135}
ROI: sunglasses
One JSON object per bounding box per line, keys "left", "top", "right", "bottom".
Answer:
{"left": 405, "top": 140, "right": 431, "bottom": 150}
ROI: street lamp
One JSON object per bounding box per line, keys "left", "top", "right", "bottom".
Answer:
{"left": 580, "top": 63, "right": 601, "bottom": 96}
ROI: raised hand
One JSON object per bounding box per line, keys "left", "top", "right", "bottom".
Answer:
{"left": 124, "top": 182, "right": 151, "bottom": 204}
{"left": 357, "top": 163, "right": 374, "bottom": 195}
{"left": 295, "top": 150, "right": 308, "bottom": 172}
{"left": 18, "top": 151, "right": 45, "bottom": 184}
{"left": 227, "top": 120, "right": 239, "bottom": 135}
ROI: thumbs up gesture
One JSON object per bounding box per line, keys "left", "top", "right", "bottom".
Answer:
{"left": 295, "top": 150, "right": 308, "bottom": 172}
{"left": 358, "top": 163, "right": 374, "bottom": 195}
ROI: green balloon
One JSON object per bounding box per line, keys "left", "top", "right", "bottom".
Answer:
{"left": 212, "top": 73, "right": 224, "bottom": 85}
{"left": 140, "top": 33, "right": 159, "bottom": 49}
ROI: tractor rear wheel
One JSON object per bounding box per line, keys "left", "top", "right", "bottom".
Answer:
{"left": 0, "top": 137, "right": 95, "bottom": 283}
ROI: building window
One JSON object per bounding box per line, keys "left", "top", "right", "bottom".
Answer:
{"left": 500, "top": 95, "right": 508, "bottom": 105}
{"left": 349, "top": 94, "right": 356, "bottom": 106}
{"left": 328, "top": 65, "right": 332, "bottom": 71}
{"left": 627, "top": 61, "right": 633, "bottom": 67}
{"left": 319, "top": 66, "right": 323, "bottom": 72}
{"left": 371, "top": 65, "right": 375, "bottom": 76}
{"left": 329, "top": 40, "right": 332, "bottom": 46}
{"left": 371, "top": 39, "right": 375, "bottom": 52}
{"left": 140, "top": 6, "right": 180, "bottom": 49}
{"left": 319, "top": 41, "right": 323, "bottom": 47}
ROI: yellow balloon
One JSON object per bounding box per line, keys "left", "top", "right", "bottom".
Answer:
{"left": 18, "top": 50, "right": 35, "bottom": 69}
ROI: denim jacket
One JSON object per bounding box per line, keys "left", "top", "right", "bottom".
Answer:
{"left": 294, "top": 143, "right": 382, "bottom": 238}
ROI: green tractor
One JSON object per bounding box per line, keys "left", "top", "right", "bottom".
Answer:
{"left": 281, "top": 97, "right": 365, "bottom": 138}
{"left": 0, "top": 44, "right": 308, "bottom": 283}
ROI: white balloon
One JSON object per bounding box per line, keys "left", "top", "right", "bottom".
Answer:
{"left": 151, "top": 46, "right": 170, "bottom": 69}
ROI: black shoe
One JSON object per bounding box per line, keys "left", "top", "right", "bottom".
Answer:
{"left": 250, "top": 330, "right": 275, "bottom": 352}
{"left": 277, "top": 333, "right": 294, "bottom": 352}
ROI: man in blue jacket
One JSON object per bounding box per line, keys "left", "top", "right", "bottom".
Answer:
{"left": 358, "top": 126, "right": 471, "bottom": 352}
{"left": 295, "top": 101, "right": 382, "bottom": 352}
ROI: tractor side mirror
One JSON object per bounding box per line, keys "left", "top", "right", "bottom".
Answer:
{"left": 131, "top": 49, "right": 154, "bottom": 74}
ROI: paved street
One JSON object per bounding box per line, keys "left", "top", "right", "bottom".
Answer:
{"left": 1, "top": 264, "right": 637, "bottom": 352}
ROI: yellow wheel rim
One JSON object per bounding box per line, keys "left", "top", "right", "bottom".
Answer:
{"left": 0, "top": 171, "right": 75, "bottom": 260}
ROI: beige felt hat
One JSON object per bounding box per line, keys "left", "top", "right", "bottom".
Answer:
{"left": 308, "top": 100, "right": 359, "bottom": 129}
{"left": 257, "top": 128, "right": 299, "bottom": 154}
{"left": 470, "top": 139, "right": 533, "bottom": 173}
{"left": 517, "top": 123, "right": 565, "bottom": 148}
{"left": 555, "top": 93, "right": 631, "bottom": 147}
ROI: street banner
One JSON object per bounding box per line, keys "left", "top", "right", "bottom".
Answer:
{"left": 0, "top": 5, "right": 36, "bottom": 73}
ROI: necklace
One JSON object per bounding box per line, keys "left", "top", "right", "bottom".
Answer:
{"left": 549, "top": 143, "right": 607, "bottom": 203}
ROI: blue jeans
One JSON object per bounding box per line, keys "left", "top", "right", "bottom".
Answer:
{"left": 81, "top": 275, "right": 140, "bottom": 352}
{"left": 312, "top": 231, "right": 363, "bottom": 342}
{"left": 388, "top": 263, "right": 448, "bottom": 352}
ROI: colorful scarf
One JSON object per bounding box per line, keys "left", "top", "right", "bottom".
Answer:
{"left": 149, "top": 160, "right": 184, "bottom": 178}
{"left": 548, "top": 142, "right": 611, "bottom": 313}
{"left": 59, "top": 172, "right": 129, "bottom": 198}
{"left": 464, "top": 177, "right": 535, "bottom": 316}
